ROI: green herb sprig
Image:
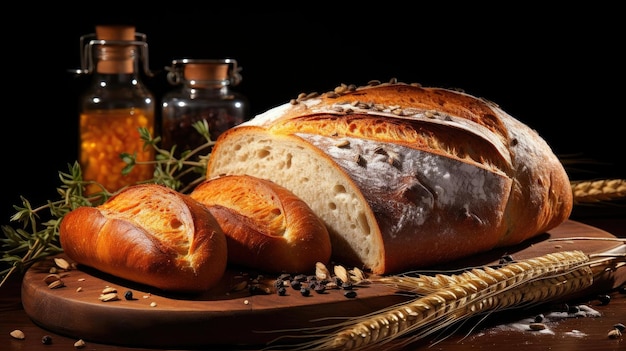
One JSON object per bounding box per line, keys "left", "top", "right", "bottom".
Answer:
{"left": 0, "top": 120, "right": 214, "bottom": 287}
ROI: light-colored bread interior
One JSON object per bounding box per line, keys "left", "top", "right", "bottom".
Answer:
{"left": 207, "top": 129, "right": 382, "bottom": 270}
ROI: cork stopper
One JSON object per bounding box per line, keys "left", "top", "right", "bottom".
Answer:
{"left": 96, "top": 25, "right": 136, "bottom": 41}
{"left": 184, "top": 63, "right": 229, "bottom": 85}
{"left": 95, "top": 25, "right": 137, "bottom": 74}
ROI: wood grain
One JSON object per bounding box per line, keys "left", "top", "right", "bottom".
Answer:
{"left": 20, "top": 220, "right": 626, "bottom": 349}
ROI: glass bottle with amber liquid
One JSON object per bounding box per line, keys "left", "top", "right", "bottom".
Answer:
{"left": 75, "top": 25, "right": 155, "bottom": 195}
{"left": 161, "top": 58, "right": 248, "bottom": 159}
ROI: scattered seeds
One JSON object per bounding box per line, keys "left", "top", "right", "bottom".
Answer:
{"left": 529, "top": 322, "right": 546, "bottom": 331}
{"left": 41, "top": 335, "right": 53, "bottom": 344}
{"left": 293, "top": 274, "right": 307, "bottom": 282}
{"left": 354, "top": 154, "right": 367, "bottom": 167}
{"left": 249, "top": 284, "right": 270, "bottom": 295}
{"left": 48, "top": 279, "right": 65, "bottom": 289}
{"left": 150, "top": 301, "right": 157, "bottom": 307}
{"left": 597, "top": 294, "right": 611, "bottom": 305}
{"left": 43, "top": 273, "right": 61, "bottom": 285}
{"left": 325, "top": 280, "right": 339, "bottom": 289}
{"left": 334, "top": 265, "right": 349, "bottom": 284}
{"left": 341, "top": 281, "right": 354, "bottom": 290}
{"left": 273, "top": 279, "right": 284, "bottom": 289}
{"left": 350, "top": 267, "right": 367, "bottom": 282}
{"left": 231, "top": 280, "right": 248, "bottom": 292}
{"left": 74, "top": 339, "right": 86, "bottom": 348}
{"left": 344, "top": 291, "right": 357, "bottom": 298}
{"left": 101, "top": 286, "right": 117, "bottom": 294}
{"left": 278, "top": 273, "right": 291, "bottom": 281}
{"left": 99, "top": 293, "right": 119, "bottom": 302}
{"left": 124, "top": 290, "right": 134, "bottom": 300}
{"left": 334, "top": 140, "right": 350, "bottom": 148}
{"left": 76, "top": 287, "right": 83, "bottom": 292}
{"left": 10, "top": 329, "right": 25, "bottom": 340}
{"left": 608, "top": 328, "right": 622, "bottom": 339}
{"left": 290, "top": 280, "right": 302, "bottom": 290}
{"left": 313, "top": 283, "right": 327, "bottom": 294}
{"left": 54, "top": 257, "right": 71, "bottom": 270}
{"left": 499, "top": 254, "right": 515, "bottom": 265}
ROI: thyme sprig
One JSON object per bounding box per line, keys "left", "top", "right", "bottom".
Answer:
{"left": 0, "top": 120, "right": 214, "bottom": 288}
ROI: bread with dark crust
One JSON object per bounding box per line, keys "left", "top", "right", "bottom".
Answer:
{"left": 190, "top": 174, "right": 332, "bottom": 274}
{"left": 205, "top": 80, "right": 573, "bottom": 274}
{"left": 59, "top": 184, "right": 228, "bottom": 292}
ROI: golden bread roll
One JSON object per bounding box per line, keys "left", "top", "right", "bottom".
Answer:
{"left": 206, "top": 80, "right": 573, "bottom": 274}
{"left": 190, "top": 174, "right": 332, "bottom": 274}
{"left": 59, "top": 184, "right": 228, "bottom": 292}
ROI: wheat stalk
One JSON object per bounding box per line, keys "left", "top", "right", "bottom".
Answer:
{"left": 571, "top": 179, "right": 626, "bottom": 204}
{"left": 263, "top": 251, "right": 624, "bottom": 351}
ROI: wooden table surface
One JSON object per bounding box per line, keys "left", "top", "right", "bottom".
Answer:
{"left": 2, "top": 216, "right": 625, "bottom": 351}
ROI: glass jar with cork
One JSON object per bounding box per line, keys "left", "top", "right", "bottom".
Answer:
{"left": 161, "top": 58, "right": 249, "bottom": 159}
{"left": 74, "top": 25, "right": 156, "bottom": 195}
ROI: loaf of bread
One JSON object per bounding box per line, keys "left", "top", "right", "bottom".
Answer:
{"left": 59, "top": 184, "right": 228, "bottom": 292}
{"left": 206, "top": 79, "right": 574, "bottom": 275}
{"left": 190, "top": 174, "right": 332, "bottom": 274}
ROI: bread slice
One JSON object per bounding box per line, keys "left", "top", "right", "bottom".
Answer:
{"left": 206, "top": 81, "right": 573, "bottom": 274}
{"left": 190, "top": 174, "right": 331, "bottom": 274}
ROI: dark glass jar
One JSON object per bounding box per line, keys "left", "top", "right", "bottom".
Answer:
{"left": 75, "top": 25, "right": 156, "bottom": 195}
{"left": 161, "top": 59, "right": 249, "bottom": 157}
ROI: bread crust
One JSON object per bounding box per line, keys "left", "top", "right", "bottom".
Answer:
{"left": 59, "top": 184, "right": 228, "bottom": 292}
{"left": 190, "top": 175, "right": 332, "bottom": 274}
{"left": 206, "top": 80, "right": 573, "bottom": 274}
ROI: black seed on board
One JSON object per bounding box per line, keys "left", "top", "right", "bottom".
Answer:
{"left": 597, "top": 294, "right": 611, "bottom": 306}
{"left": 344, "top": 291, "right": 357, "bottom": 298}
{"left": 124, "top": 290, "right": 134, "bottom": 300}
{"left": 41, "top": 335, "right": 53, "bottom": 344}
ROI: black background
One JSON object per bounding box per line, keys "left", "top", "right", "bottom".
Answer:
{"left": 1, "top": 5, "right": 624, "bottom": 223}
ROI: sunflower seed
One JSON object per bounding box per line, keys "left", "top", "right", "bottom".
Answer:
{"left": 99, "top": 293, "right": 119, "bottom": 302}
{"left": 10, "top": 329, "right": 25, "bottom": 339}
{"left": 54, "top": 257, "right": 71, "bottom": 270}
{"left": 101, "top": 287, "right": 117, "bottom": 294}
{"left": 48, "top": 280, "right": 65, "bottom": 289}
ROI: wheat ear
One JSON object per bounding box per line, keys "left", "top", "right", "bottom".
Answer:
{"left": 571, "top": 179, "right": 626, "bottom": 204}
{"left": 265, "top": 250, "right": 621, "bottom": 351}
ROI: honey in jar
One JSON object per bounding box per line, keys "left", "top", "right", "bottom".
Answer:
{"left": 76, "top": 25, "right": 155, "bottom": 194}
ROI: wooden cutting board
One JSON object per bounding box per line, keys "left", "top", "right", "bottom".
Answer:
{"left": 21, "top": 220, "right": 626, "bottom": 349}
